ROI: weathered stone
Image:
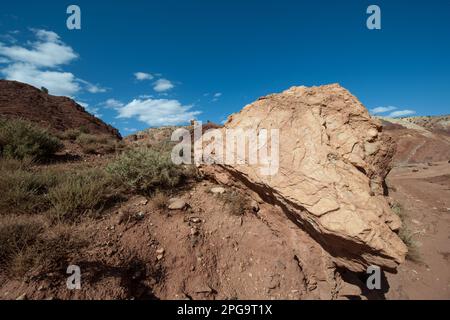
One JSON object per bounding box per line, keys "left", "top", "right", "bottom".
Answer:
{"left": 250, "top": 200, "right": 260, "bottom": 212}
{"left": 205, "top": 84, "right": 407, "bottom": 272}
{"left": 168, "top": 198, "right": 187, "bottom": 210}
{"left": 211, "top": 187, "right": 226, "bottom": 194}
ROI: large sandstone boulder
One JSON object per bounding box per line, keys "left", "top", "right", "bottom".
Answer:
{"left": 205, "top": 84, "right": 407, "bottom": 272}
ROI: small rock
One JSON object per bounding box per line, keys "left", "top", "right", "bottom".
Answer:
{"left": 156, "top": 254, "right": 164, "bottom": 261}
{"left": 190, "top": 217, "right": 201, "bottom": 223}
{"left": 251, "top": 200, "right": 260, "bottom": 212}
{"left": 195, "top": 285, "right": 213, "bottom": 293}
{"left": 16, "top": 293, "right": 27, "bottom": 300}
{"left": 156, "top": 248, "right": 165, "bottom": 255}
{"left": 210, "top": 187, "right": 226, "bottom": 194}
{"left": 338, "top": 282, "right": 362, "bottom": 297}
{"left": 168, "top": 198, "right": 187, "bottom": 210}
{"left": 190, "top": 227, "right": 199, "bottom": 236}
{"left": 135, "top": 211, "right": 145, "bottom": 220}
{"left": 133, "top": 196, "right": 149, "bottom": 206}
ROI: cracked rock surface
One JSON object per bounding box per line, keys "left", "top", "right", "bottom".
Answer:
{"left": 211, "top": 84, "right": 407, "bottom": 272}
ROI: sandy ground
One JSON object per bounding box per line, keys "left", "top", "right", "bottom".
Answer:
{"left": 386, "top": 161, "right": 450, "bottom": 299}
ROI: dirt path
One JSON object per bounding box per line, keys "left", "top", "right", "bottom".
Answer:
{"left": 385, "top": 161, "right": 450, "bottom": 299}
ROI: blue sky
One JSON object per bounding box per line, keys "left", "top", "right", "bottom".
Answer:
{"left": 1, "top": 0, "right": 449, "bottom": 135}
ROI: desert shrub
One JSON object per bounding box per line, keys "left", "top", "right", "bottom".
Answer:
{"left": 0, "top": 119, "right": 62, "bottom": 160}
{"left": 0, "top": 216, "right": 87, "bottom": 277}
{"left": 218, "top": 190, "right": 249, "bottom": 216}
{"left": 152, "top": 191, "right": 169, "bottom": 210}
{"left": 76, "top": 133, "right": 118, "bottom": 154}
{"left": 391, "top": 202, "right": 404, "bottom": 220}
{"left": 48, "top": 169, "right": 119, "bottom": 222}
{"left": 0, "top": 156, "right": 33, "bottom": 171}
{"left": 0, "top": 216, "right": 44, "bottom": 269}
{"left": 391, "top": 202, "right": 421, "bottom": 262}
{"left": 12, "top": 225, "right": 87, "bottom": 276}
{"left": 398, "top": 226, "right": 421, "bottom": 262}
{"left": 0, "top": 158, "right": 59, "bottom": 214}
{"left": 0, "top": 118, "right": 63, "bottom": 161}
{"left": 60, "top": 128, "right": 82, "bottom": 141}
{"left": 106, "top": 148, "right": 195, "bottom": 195}
{"left": 78, "top": 125, "right": 90, "bottom": 134}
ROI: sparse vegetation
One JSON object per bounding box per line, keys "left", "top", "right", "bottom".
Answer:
{"left": 391, "top": 202, "right": 421, "bottom": 262}
{"left": 0, "top": 158, "right": 59, "bottom": 214}
{"left": 76, "top": 133, "right": 119, "bottom": 154}
{"left": 219, "top": 190, "right": 250, "bottom": 216}
{"left": 0, "top": 215, "right": 86, "bottom": 277}
{"left": 48, "top": 169, "right": 120, "bottom": 222}
{"left": 60, "top": 128, "right": 83, "bottom": 141}
{"left": 106, "top": 147, "right": 196, "bottom": 195}
{"left": 0, "top": 157, "right": 121, "bottom": 220}
{"left": 152, "top": 191, "right": 169, "bottom": 210}
{"left": 0, "top": 118, "right": 63, "bottom": 161}
{"left": 0, "top": 215, "right": 44, "bottom": 270}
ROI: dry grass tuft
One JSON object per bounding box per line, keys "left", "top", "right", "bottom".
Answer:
{"left": 391, "top": 202, "right": 421, "bottom": 262}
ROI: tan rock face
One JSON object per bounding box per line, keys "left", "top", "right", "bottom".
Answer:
{"left": 209, "top": 84, "right": 407, "bottom": 272}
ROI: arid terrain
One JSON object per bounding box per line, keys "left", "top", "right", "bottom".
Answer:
{"left": 381, "top": 116, "right": 450, "bottom": 299}
{"left": 0, "top": 80, "right": 449, "bottom": 300}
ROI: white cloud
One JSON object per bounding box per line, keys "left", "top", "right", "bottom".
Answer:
{"left": 34, "top": 29, "right": 59, "bottom": 42}
{"left": 153, "top": 78, "right": 174, "bottom": 92}
{"left": 0, "top": 29, "right": 78, "bottom": 67}
{"left": 124, "top": 127, "right": 138, "bottom": 132}
{"left": 134, "top": 72, "right": 153, "bottom": 81}
{"left": 77, "top": 80, "right": 107, "bottom": 93}
{"left": 116, "top": 98, "right": 201, "bottom": 127}
{"left": 370, "top": 106, "right": 397, "bottom": 114}
{"left": 212, "top": 92, "right": 223, "bottom": 102}
{"left": 387, "top": 110, "right": 416, "bottom": 118}
{"left": 0, "top": 29, "right": 105, "bottom": 97}
{"left": 2, "top": 62, "right": 80, "bottom": 96}
{"left": 103, "top": 98, "right": 124, "bottom": 109}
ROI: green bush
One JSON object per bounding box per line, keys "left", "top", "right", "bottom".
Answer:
{"left": 48, "top": 169, "right": 118, "bottom": 222}
{"left": 106, "top": 148, "right": 195, "bottom": 195}
{"left": 0, "top": 118, "right": 63, "bottom": 161}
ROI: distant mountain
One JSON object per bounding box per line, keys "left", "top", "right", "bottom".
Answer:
{"left": 0, "top": 80, "right": 121, "bottom": 139}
